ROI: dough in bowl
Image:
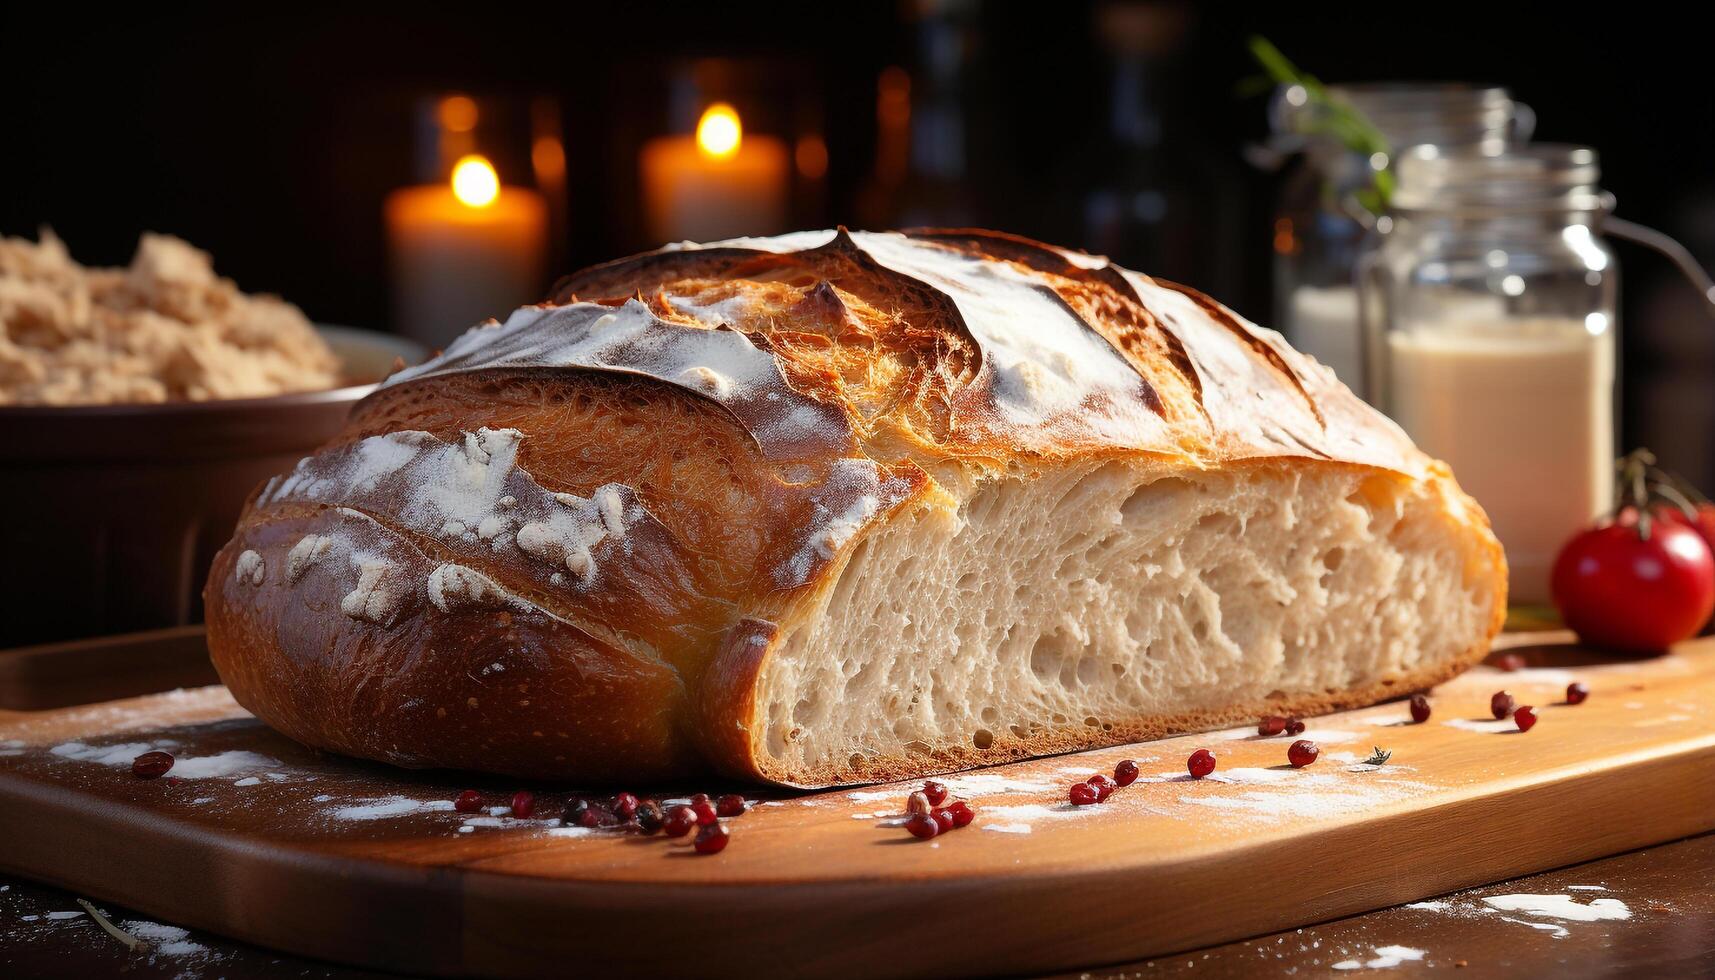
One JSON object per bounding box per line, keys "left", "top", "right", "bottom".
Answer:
{"left": 205, "top": 228, "right": 1505, "bottom": 787}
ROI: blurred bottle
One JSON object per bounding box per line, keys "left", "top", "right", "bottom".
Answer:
{"left": 856, "top": 0, "right": 980, "bottom": 229}
{"left": 1080, "top": 2, "right": 1242, "bottom": 298}
{"left": 1269, "top": 84, "right": 1528, "bottom": 394}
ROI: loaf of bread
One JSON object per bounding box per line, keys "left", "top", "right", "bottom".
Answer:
{"left": 205, "top": 229, "right": 1505, "bottom": 787}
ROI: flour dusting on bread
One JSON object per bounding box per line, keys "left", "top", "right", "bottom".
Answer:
{"left": 234, "top": 550, "right": 265, "bottom": 586}
{"left": 384, "top": 299, "right": 854, "bottom": 460}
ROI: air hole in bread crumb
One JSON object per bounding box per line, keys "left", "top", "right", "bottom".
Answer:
{"left": 1076, "top": 657, "right": 1101, "bottom": 685}
{"left": 972, "top": 729, "right": 994, "bottom": 749}
{"left": 1196, "top": 511, "right": 1239, "bottom": 535}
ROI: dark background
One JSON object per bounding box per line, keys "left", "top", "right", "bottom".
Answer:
{"left": 5, "top": 1, "right": 1713, "bottom": 479}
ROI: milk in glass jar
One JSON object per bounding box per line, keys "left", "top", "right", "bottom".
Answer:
{"left": 1270, "top": 84, "right": 1529, "bottom": 392}
{"left": 1364, "top": 145, "right": 1616, "bottom": 604}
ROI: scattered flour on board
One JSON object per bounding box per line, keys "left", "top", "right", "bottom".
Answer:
{"left": 47, "top": 742, "right": 278, "bottom": 779}
{"left": 1401, "top": 891, "right": 1640, "bottom": 942}
{"left": 327, "top": 797, "right": 456, "bottom": 821}
{"left": 1332, "top": 945, "right": 1426, "bottom": 970}
{"left": 1440, "top": 718, "right": 1518, "bottom": 734}
{"left": 1481, "top": 894, "right": 1631, "bottom": 923}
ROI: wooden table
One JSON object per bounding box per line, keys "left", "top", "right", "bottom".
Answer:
{"left": 3, "top": 832, "right": 1711, "bottom": 978}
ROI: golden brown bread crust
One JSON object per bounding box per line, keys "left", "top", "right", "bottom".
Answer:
{"left": 205, "top": 228, "right": 1505, "bottom": 786}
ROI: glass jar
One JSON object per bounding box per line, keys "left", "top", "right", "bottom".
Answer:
{"left": 1270, "top": 84, "right": 1530, "bottom": 392}
{"left": 1364, "top": 145, "right": 1617, "bottom": 605}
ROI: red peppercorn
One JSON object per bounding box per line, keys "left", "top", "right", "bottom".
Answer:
{"left": 693, "top": 821, "right": 730, "bottom": 854}
{"left": 1514, "top": 705, "right": 1538, "bottom": 732}
{"left": 612, "top": 792, "right": 639, "bottom": 820}
{"left": 510, "top": 791, "right": 536, "bottom": 819}
{"left": 932, "top": 809, "right": 956, "bottom": 833}
{"left": 1491, "top": 691, "right": 1515, "bottom": 719}
{"left": 1285, "top": 718, "right": 1306, "bottom": 736}
{"left": 1187, "top": 748, "right": 1216, "bottom": 779}
{"left": 1495, "top": 652, "right": 1526, "bottom": 672}
{"left": 1258, "top": 716, "right": 1287, "bottom": 736}
{"left": 904, "top": 812, "right": 940, "bottom": 839}
{"left": 1288, "top": 739, "right": 1320, "bottom": 768}
{"left": 906, "top": 791, "right": 932, "bottom": 815}
{"left": 663, "top": 805, "right": 697, "bottom": 837}
{"left": 131, "top": 750, "right": 174, "bottom": 779}
{"left": 1566, "top": 682, "right": 1590, "bottom": 705}
{"left": 1113, "top": 759, "right": 1139, "bottom": 787}
{"left": 716, "top": 793, "right": 747, "bottom": 817}
{"left": 689, "top": 792, "right": 711, "bottom": 806}
{"left": 453, "top": 789, "right": 483, "bottom": 813}
{"left": 922, "top": 780, "right": 949, "bottom": 807}
{"left": 1087, "top": 774, "right": 1116, "bottom": 802}
{"left": 691, "top": 799, "right": 719, "bottom": 826}
{"left": 947, "top": 800, "right": 976, "bottom": 828}
{"left": 1409, "top": 694, "right": 1432, "bottom": 724}
{"left": 635, "top": 801, "right": 664, "bottom": 834}
{"left": 1068, "top": 781, "right": 1100, "bottom": 805}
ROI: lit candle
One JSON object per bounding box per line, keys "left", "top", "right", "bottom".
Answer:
{"left": 640, "top": 103, "right": 788, "bottom": 244}
{"left": 385, "top": 154, "right": 548, "bottom": 347}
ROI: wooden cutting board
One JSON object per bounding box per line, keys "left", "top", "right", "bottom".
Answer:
{"left": 0, "top": 632, "right": 1710, "bottom": 979}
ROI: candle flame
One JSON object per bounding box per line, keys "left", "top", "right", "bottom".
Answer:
{"left": 696, "top": 103, "right": 742, "bottom": 160}
{"left": 450, "top": 154, "right": 500, "bottom": 208}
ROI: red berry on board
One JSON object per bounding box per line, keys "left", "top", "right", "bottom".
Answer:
{"left": 1409, "top": 694, "right": 1432, "bottom": 724}
{"left": 1514, "top": 705, "right": 1538, "bottom": 732}
{"left": 1288, "top": 739, "right": 1320, "bottom": 768}
{"left": 906, "top": 791, "right": 932, "bottom": 815}
{"left": 510, "top": 791, "right": 536, "bottom": 819}
{"left": 1566, "top": 682, "right": 1590, "bottom": 705}
{"left": 575, "top": 801, "right": 618, "bottom": 828}
{"left": 663, "top": 805, "right": 697, "bottom": 837}
{"left": 453, "top": 789, "right": 482, "bottom": 813}
{"left": 635, "top": 801, "right": 664, "bottom": 834}
{"left": 716, "top": 793, "right": 747, "bottom": 817}
{"left": 131, "top": 751, "right": 174, "bottom": 779}
{"left": 1285, "top": 718, "right": 1306, "bottom": 736}
{"left": 1087, "top": 774, "right": 1116, "bottom": 802}
{"left": 1113, "top": 759, "right": 1139, "bottom": 787}
{"left": 922, "top": 780, "right": 949, "bottom": 807}
{"left": 690, "top": 799, "right": 719, "bottom": 826}
{"left": 1187, "top": 748, "right": 1216, "bottom": 779}
{"left": 612, "top": 792, "right": 639, "bottom": 820}
{"left": 1491, "top": 691, "right": 1516, "bottom": 719}
{"left": 1068, "top": 782, "right": 1100, "bottom": 806}
{"left": 1258, "top": 716, "right": 1287, "bottom": 736}
{"left": 693, "top": 822, "right": 730, "bottom": 854}
{"left": 947, "top": 800, "right": 976, "bottom": 828}
{"left": 904, "top": 813, "right": 939, "bottom": 839}
{"left": 932, "top": 809, "right": 956, "bottom": 833}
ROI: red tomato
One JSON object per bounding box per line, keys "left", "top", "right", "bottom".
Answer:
{"left": 1654, "top": 501, "right": 1715, "bottom": 557}
{"left": 1551, "top": 519, "right": 1715, "bottom": 651}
